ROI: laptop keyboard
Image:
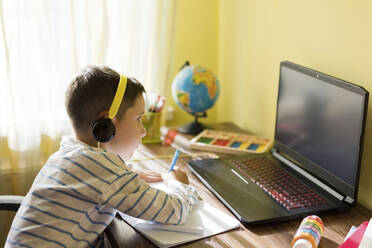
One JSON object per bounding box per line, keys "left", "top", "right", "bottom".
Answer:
{"left": 229, "top": 157, "right": 328, "bottom": 210}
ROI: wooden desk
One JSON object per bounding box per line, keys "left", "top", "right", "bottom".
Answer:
{"left": 106, "top": 124, "right": 372, "bottom": 248}
{"left": 1, "top": 123, "right": 371, "bottom": 247}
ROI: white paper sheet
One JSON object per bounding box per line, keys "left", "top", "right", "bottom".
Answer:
{"left": 118, "top": 201, "right": 240, "bottom": 248}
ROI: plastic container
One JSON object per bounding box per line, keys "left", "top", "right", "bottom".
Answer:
{"left": 291, "top": 215, "right": 324, "bottom": 248}
{"left": 142, "top": 112, "right": 162, "bottom": 143}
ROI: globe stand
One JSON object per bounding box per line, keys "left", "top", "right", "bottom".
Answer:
{"left": 178, "top": 112, "right": 207, "bottom": 135}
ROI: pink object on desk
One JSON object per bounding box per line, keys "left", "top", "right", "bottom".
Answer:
{"left": 359, "top": 219, "right": 372, "bottom": 248}
{"left": 338, "top": 221, "right": 369, "bottom": 248}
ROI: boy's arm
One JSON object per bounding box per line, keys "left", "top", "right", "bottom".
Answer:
{"left": 103, "top": 170, "right": 200, "bottom": 225}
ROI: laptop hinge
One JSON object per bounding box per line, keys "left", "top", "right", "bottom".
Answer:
{"left": 272, "top": 148, "right": 345, "bottom": 202}
{"left": 344, "top": 196, "right": 354, "bottom": 204}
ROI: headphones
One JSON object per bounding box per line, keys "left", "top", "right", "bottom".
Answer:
{"left": 92, "top": 75, "right": 128, "bottom": 143}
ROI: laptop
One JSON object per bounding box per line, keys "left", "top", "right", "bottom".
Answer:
{"left": 188, "top": 61, "right": 369, "bottom": 225}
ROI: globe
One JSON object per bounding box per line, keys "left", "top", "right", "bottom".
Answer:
{"left": 172, "top": 61, "right": 220, "bottom": 134}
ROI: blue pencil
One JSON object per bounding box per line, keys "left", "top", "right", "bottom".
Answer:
{"left": 168, "top": 150, "right": 180, "bottom": 173}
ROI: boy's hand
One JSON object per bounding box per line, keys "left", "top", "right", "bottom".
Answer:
{"left": 135, "top": 170, "right": 163, "bottom": 182}
{"left": 163, "top": 167, "right": 189, "bottom": 185}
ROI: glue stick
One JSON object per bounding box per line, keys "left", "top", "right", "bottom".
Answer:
{"left": 291, "top": 215, "right": 324, "bottom": 248}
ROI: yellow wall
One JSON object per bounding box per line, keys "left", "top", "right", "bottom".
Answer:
{"left": 217, "top": 0, "right": 372, "bottom": 209}
{"left": 170, "top": 0, "right": 372, "bottom": 210}
{"left": 167, "top": 0, "right": 219, "bottom": 126}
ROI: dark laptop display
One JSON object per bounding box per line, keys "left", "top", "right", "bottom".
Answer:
{"left": 188, "top": 61, "right": 369, "bottom": 224}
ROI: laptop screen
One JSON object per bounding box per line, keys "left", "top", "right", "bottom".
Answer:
{"left": 275, "top": 62, "right": 368, "bottom": 191}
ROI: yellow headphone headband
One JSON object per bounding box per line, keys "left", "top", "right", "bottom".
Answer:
{"left": 108, "top": 75, "right": 127, "bottom": 119}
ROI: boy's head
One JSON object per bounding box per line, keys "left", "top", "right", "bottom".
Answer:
{"left": 65, "top": 65, "right": 147, "bottom": 159}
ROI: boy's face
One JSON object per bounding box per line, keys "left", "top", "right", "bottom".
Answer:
{"left": 104, "top": 95, "right": 146, "bottom": 160}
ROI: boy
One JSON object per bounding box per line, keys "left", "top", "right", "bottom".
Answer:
{"left": 6, "top": 65, "right": 200, "bottom": 248}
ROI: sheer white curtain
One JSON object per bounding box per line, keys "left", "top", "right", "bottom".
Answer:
{"left": 0, "top": 0, "right": 176, "bottom": 169}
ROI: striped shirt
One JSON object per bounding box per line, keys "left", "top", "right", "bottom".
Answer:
{"left": 6, "top": 136, "right": 200, "bottom": 248}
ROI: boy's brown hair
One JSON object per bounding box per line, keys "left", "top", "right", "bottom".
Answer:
{"left": 65, "top": 65, "right": 145, "bottom": 134}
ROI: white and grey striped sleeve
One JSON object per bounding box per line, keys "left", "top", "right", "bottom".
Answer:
{"left": 71, "top": 150, "right": 201, "bottom": 225}
{"left": 102, "top": 168, "right": 200, "bottom": 225}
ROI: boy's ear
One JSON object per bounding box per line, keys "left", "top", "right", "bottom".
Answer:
{"left": 97, "top": 110, "right": 109, "bottom": 120}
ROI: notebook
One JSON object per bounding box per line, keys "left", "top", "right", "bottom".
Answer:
{"left": 118, "top": 183, "right": 240, "bottom": 248}
{"left": 188, "top": 61, "right": 369, "bottom": 224}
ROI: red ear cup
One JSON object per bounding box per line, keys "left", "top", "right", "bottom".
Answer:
{"left": 92, "top": 118, "right": 116, "bottom": 143}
